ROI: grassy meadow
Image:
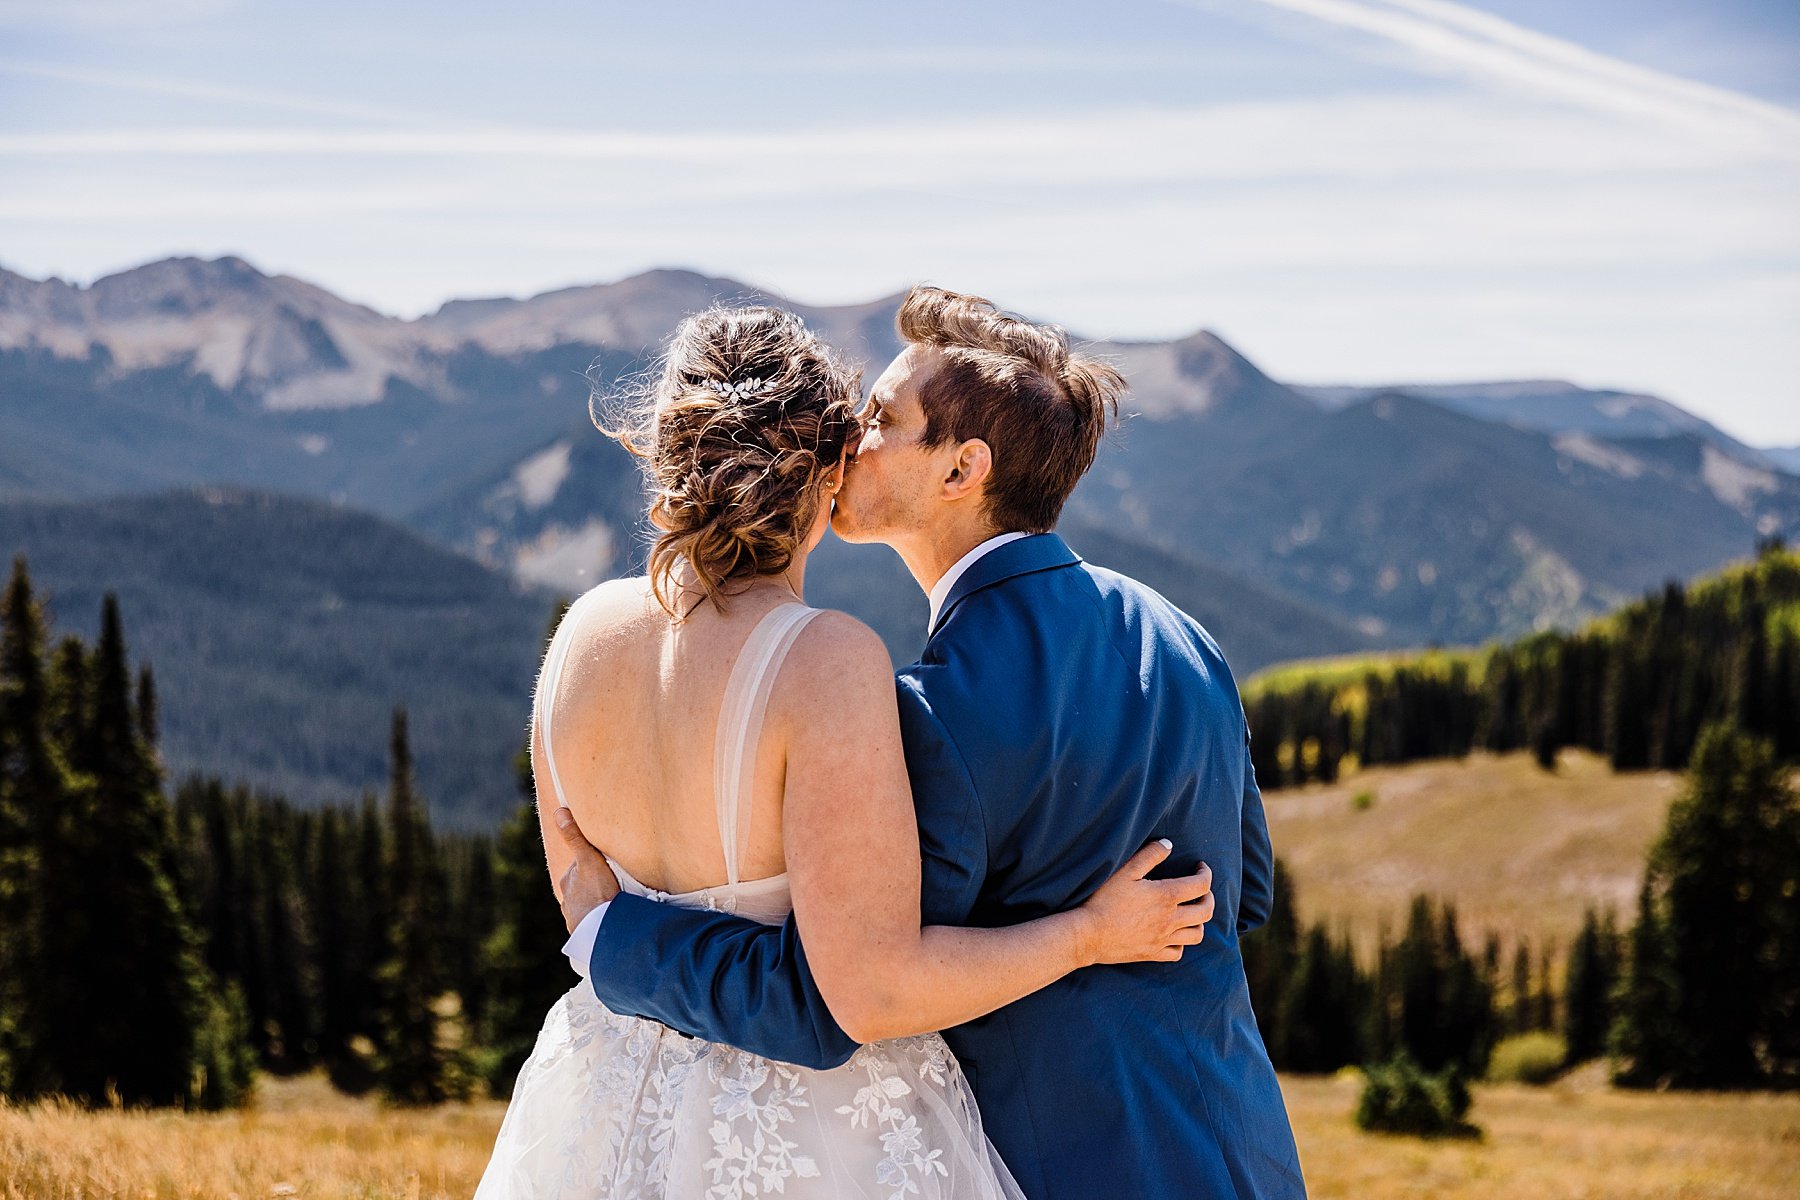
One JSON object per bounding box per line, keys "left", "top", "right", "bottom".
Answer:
{"left": 6, "top": 748, "right": 1795, "bottom": 1199}
{"left": 5, "top": 1069, "right": 1797, "bottom": 1199}
{"left": 1262, "top": 747, "right": 1683, "bottom": 953}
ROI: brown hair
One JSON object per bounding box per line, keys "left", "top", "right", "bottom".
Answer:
{"left": 600, "top": 305, "right": 861, "bottom": 617}
{"left": 897, "top": 285, "right": 1124, "bottom": 533}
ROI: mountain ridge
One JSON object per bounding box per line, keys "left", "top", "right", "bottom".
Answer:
{"left": 4, "top": 254, "right": 1792, "bottom": 652}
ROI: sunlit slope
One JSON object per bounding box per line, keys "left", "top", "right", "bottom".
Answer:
{"left": 1261, "top": 748, "right": 1682, "bottom": 953}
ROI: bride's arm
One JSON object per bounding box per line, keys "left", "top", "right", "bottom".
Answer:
{"left": 778, "top": 614, "right": 1212, "bottom": 1044}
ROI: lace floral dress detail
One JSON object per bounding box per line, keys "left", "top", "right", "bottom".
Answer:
{"left": 474, "top": 599, "right": 1025, "bottom": 1200}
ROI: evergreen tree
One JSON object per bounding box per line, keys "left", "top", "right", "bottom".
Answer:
{"left": 1563, "top": 907, "right": 1620, "bottom": 1065}
{"left": 1392, "top": 896, "right": 1494, "bottom": 1075}
{"left": 482, "top": 800, "right": 575, "bottom": 1096}
{"left": 1362, "top": 921, "right": 1398, "bottom": 1065}
{"left": 308, "top": 806, "right": 361, "bottom": 1074}
{"left": 1275, "top": 923, "right": 1364, "bottom": 1072}
{"left": 135, "top": 664, "right": 159, "bottom": 748}
{"left": 1242, "top": 857, "right": 1299, "bottom": 1051}
{"left": 247, "top": 798, "right": 319, "bottom": 1070}
{"left": 43, "top": 636, "right": 90, "bottom": 755}
{"left": 0, "top": 555, "right": 70, "bottom": 1098}
{"left": 1615, "top": 722, "right": 1800, "bottom": 1087}
{"left": 4, "top": 575, "right": 246, "bottom": 1108}
{"left": 374, "top": 706, "right": 451, "bottom": 1105}
{"left": 1509, "top": 941, "right": 1533, "bottom": 1035}
{"left": 1249, "top": 550, "right": 1800, "bottom": 792}
{"left": 68, "top": 594, "right": 211, "bottom": 1105}
{"left": 1536, "top": 940, "right": 1557, "bottom": 1033}
{"left": 1611, "top": 876, "right": 1678, "bottom": 1086}
{"left": 443, "top": 832, "right": 497, "bottom": 1036}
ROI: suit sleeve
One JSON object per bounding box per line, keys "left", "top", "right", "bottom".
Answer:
{"left": 588, "top": 896, "right": 858, "bottom": 1070}
{"left": 586, "top": 673, "right": 990, "bottom": 1068}
{"left": 1237, "top": 717, "right": 1275, "bottom": 936}
{"left": 895, "top": 675, "right": 989, "bottom": 927}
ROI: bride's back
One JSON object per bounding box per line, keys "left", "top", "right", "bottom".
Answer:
{"left": 536, "top": 575, "right": 807, "bottom": 893}
{"left": 531, "top": 302, "right": 862, "bottom": 899}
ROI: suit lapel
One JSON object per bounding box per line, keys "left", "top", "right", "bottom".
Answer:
{"left": 929, "top": 532, "right": 1083, "bottom": 639}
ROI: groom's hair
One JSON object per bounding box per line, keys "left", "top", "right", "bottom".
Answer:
{"left": 898, "top": 286, "right": 1125, "bottom": 533}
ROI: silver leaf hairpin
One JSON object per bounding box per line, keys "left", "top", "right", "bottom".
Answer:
{"left": 703, "top": 377, "right": 770, "bottom": 402}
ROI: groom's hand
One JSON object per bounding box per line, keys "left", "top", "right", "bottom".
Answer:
{"left": 553, "top": 806, "right": 620, "bottom": 933}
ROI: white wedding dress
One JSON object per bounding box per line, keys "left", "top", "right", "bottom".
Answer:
{"left": 474, "top": 598, "right": 1026, "bottom": 1200}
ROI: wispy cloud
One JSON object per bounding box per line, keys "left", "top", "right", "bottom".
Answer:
{"left": 0, "top": 59, "right": 459, "bottom": 126}
{"left": 1223, "top": 0, "right": 1800, "bottom": 145}
{"left": 0, "top": 0, "right": 233, "bottom": 30}
{"left": 3, "top": 90, "right": 1793, "bottom": 177}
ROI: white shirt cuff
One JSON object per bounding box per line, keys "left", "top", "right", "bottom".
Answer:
{"left": 561, "top": 900, "right": 609, "bottom": 980}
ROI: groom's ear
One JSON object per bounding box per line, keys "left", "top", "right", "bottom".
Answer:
{"left": 943, "top": 439, "right": 992, "bottom": 502}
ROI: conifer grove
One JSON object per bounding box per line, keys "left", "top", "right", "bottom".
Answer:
{"left": 1, "top": 544, "right": 1794, "bottom": 1106}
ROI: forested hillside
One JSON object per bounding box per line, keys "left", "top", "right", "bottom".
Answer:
{"left": 0, "top": 490, "right": 557, "bottom": 824}
{"left": 1242, "top": 540, "right": 1800, "bottom": 789}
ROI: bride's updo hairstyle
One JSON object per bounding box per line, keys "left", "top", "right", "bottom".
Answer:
{"left": 602, "top": 305, "right": 861, "bottom": 618}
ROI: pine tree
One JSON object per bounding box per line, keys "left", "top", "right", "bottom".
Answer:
{"left": 1509, "top": 941, "right": 1533, "bottom": 1035}
{"left": 1392, "top": 896, "right": 1493, "bottom": 1075}
{"left": 69, "top": 594, "right": 211, "bottom": 1105}
{"left": 43, "top": 635, "right": 90, "bottom": 756}
{"left": 0, "top": 555, "right": 71, "bottom": 1099}
{"left": 1611, "top": 875, "right": 1678, "bottom": 1086}
{"left": 482, "top": 800, "right": 575, "bottom": 1096}
{"left": 1242, "top": 857, "right": 1299, "bottom": 1052}
{"left": 326, "top": 788, "right": 391, "bottom": 1091}
{"left": 1275, "top": 923, "right": 1364, "bottom": 1072}
{"left": 1564, "top": 907, "right": 1620, "bottom": 1065}
{"left": 1362, "top": 921, "right": 1399, "bottom": 1064}
{"left": 443, "top": 833, "right": 497, "bottom": 1036}
{"left": 308, "top": 806, "right": 361, "bottom": 1073}
{"left": 246, "top": 798, "right": 320, "bottom": 1070}
{"left": 375, "top": 706, "right": 451, "bottom": 1105}
{"left": 1536, "top": 940, "right": 1557, "bottom": 1033}
{"left": 1616, "top": 722, "right": 1800, "bottom": 1088}
{"left": 135, "top": 664, "right": 159, "bottom": 748}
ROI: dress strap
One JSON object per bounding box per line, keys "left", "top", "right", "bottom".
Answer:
{"left": 714, "top": 603, "right": 821, "bottom": 885}
{"left": 535, "top": 589, "right": 596, "bottom": 815}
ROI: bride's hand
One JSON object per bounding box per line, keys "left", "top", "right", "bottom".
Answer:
{"left": 1075, "top": 840, "right": 1214, "bottom": 966}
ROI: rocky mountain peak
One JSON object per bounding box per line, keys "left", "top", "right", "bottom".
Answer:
{"left": 87, "top": 255, "right": 275, "bottom": 320}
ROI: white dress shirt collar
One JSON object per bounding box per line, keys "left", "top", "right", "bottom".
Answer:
{"left": 927, "top": 531, "right": 1029, "bottom": 634}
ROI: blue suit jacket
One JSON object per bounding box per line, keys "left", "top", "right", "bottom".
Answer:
{"left": 591, "top": 533, "right": 1306, "bottom": 1199}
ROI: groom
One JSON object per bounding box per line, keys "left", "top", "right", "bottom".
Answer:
{"left": 555, "top": 286, "right": 1306, "bottom": 1199}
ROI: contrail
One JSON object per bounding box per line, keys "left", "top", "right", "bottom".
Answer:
{"left": 1222, "top": 0, "right": 1800, "bottom": 143}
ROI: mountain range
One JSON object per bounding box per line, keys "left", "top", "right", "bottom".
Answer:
{"left": 2, "top": 254, "right": 1790, "bottom": 822}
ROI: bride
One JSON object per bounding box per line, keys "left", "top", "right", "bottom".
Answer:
{"left": 474, "top": 304, "right": 1214, "bottom": 1199}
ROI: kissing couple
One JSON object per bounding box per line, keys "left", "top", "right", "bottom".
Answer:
{"left": 474, "top": 286, "right": 1306, "bottom": 1199}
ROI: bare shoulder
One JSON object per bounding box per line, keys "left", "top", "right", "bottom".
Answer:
{"left": 535, "top": 579, "right": 658, "bottom": 711}
{"left": 576, "top": 575, "right": 657, "bottom": 619}
{"left": 788, "top": 609, "right": 892, "bottom": 679}
{"left": 778, "top": 609, "right": 896, "bottom": 724}
{"left": 552, "top": 576, "right": 656, "bottom": 647}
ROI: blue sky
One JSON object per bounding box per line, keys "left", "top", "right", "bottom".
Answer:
{"left": 2, "top": 0, "right": 1797, "bottom": 444}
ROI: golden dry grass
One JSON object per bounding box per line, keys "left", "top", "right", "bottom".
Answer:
{"left": 5, "top": 1070, "right": 1797, "bottom": 1199}
{"left": 0, "top": 1073, "right": 504, "bottom": 1200}
{"left": 1263, "top": 747, "right": 1681, "bottom": 954}
{"left": 1285, "top": 1070, "right": 1800, "bottom": 1200}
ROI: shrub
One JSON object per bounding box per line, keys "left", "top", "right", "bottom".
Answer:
{"left": 1486, "top": 1032, "right": 1568, "bottom": 1085}
{"left": 1355, "top": 1054, "right": 1481, "bottom": 1139}
{"left": 188, "top": 981, "right": 257, "bottom": 1111}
